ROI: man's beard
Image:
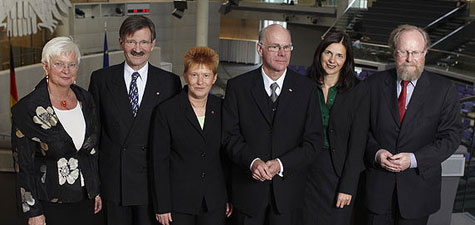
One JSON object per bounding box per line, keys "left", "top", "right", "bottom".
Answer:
{"left": 396, "top": 63, "right": 423, "bottom": 81}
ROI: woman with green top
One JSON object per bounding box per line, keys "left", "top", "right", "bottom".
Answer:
{"left": 302, "top": 31, "right": 370, "bottom": 225}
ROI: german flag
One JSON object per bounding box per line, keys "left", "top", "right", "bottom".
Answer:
{"left": 10, "top": 44, "right": 18, "bottom": 108}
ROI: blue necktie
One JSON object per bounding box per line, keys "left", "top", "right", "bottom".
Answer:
{"left": 129, "top": 72, "right": 140, "bottom": 117}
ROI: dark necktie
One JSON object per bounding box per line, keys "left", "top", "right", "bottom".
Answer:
{"left": 270, "top": 82, "right": 279, "bottom": 102}
{"left": 398, "top": 80, "right": 409, "bottom": 123}
{"left": 129, "top": 72, "right": 140, "bottom": 117}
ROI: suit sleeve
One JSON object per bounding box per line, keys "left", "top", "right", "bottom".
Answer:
{"left": 172, "top": 74, "right": 182, "bottom": 96}
{"left": 11, "top": 110, "right": 44, "bottom": 218}
{"left": 88, "top": 71, "right": 101, "bottom": 144}
{"left": 222, "top": 80, "right": 258, "bottom": 171}
{"left": 414, "top": 83, "right": 462, "bottom": 174}
{"left": 365, "top": 79, "right": 382, "bottom": 166}
{"left": 276, "top": 85, "right": 323, "bottom": 176}
{"left": 338, "top": 83, "right": 370, "bottom": 195}
{"left": 150, "top": 106, "right": 172, "bottom": 214}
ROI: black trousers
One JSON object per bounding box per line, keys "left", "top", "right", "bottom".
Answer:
{"left": 103, "top": 200, "right": 157, "bottom": 225}
{"left": 302, "top": 149, "right": 354, "bottom": 225}
{"left": 41, "top": 199, "right": 97, "bottom": 225}
{"left": 366, "top": 188, "right": 428, "bottom": 225}
{"left": 171, "top": 199, "right": 226, "bottom": 225}
{"left": 232, "top": 186, "right": 300, "bottom": 225}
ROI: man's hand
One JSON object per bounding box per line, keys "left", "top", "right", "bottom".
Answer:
{"left": 156, "top": 213, "right": 172, "bottom": 225}
{"left": 94, "top": 195, "right": 102, "bottom": 214}
{"left": 376, "top": 149, "right": 400, "bottom": 172}
{"left": 28, "top": 215, "right": 45, "bottom": 225}
{"left": 251, "top": 159, "right": 272, "bottom": 181}
{"left": 336, "top": 193, "right": 352, "bottom": 208}
{"left": 265, "top": 159, "right": 281, "bottom": 178}
{"left": 226, "top": 203, "right": 233, "bottom": 217}
{"left": 389, "top": 153, "right": 411, "bottom": 172}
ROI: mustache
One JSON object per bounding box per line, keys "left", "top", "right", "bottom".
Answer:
{"left": 131, "top": 51, "right": 145, "bottom": 56}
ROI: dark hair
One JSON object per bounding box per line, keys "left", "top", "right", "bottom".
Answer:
{"left": 119, "top": 15, "right": 156, "bottom": 41}
{"left": 308, "top": 31, "right": 355, "bottom": 93}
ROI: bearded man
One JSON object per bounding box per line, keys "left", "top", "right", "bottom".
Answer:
{"left": 364, "top": 24, "right": 462, "bottom": 225}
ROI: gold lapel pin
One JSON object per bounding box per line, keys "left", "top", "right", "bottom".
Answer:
{"left": 156, "top": 92, "right": 160, "bottom": 95}
{"left": 289, "top": 88, "right": 293, "bottom": 92}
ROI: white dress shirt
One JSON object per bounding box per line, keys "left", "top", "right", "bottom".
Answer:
{"left": 262, "top": 67, "right": 286, "bottom": 97}
{"left": 124, "top": 62, "right": 149, "bottom": 106}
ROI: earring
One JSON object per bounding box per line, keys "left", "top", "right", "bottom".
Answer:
{"left": 46, "top": 75, "right": 49, "bottom": 84}
{"left": 73, "top": 80, "right": 77, "bottom": 85}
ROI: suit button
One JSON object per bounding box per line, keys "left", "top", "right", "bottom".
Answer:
{"left": 329, "top": 129, "right": 334, "bottom": 133}
{"left": 142, "top": 146, "right": 146, "bottom": 151}
{"left": 122, "top": 148, "right": 126, "bottom": 151}
{"left": 201, "top": 172, "right": 206, "bottom": 178}
{"left": 201, "top": 152, "right": 206, "bottom": 157}
{"left": 332, "top": 148, "right": 336, "bottom": 152}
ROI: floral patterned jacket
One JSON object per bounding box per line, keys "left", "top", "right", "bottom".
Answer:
{"left": 11, "top": 78, "right": 100, "bottom": 218}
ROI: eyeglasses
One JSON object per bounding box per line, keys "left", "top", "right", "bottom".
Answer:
{"left": 124, "top": 40, "right": 152, "bottom": 47}
{"left": 260, "top": 43, "right": 293, "bottom": 52}
{"left": 52, "top": 62, "right": 78, "bottom": 70}
{"left": 395, "top": 50, "right": 425, "bottom": 58}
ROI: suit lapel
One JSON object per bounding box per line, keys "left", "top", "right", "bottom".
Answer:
{"left": 180, "top": 90, "right": 204, "bottom": 138}
{"left": 203, "top": 95, "right": 219, "bottom": 141}
{"left": 135, "top": 64, "right": 161, "bottom": 120}
{"left": 382, "top": 71, "right": 400, "bottom": 126}
{"left": 251, "top": 70, "right": 272, "bottom": 126}
{"left": 108, "top": 63, "right": 135, "bottom": 125}
{"left": 401, "top": 71, "right": 430, "bottom": 128}
{"left": 274, "top": 71, "right": 297, "bottom": 121}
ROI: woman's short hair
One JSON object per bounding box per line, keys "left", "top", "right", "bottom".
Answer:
{"left": 41, "top": 37, "right": 80, "bottom": 65}
{"left": 119, "top": 15, "right": 156, "bottom": 41}
{"left": 184, "top": 47, "right": 219, "bottom": 74}
{"left": 308, "top": 31, "right": 355, "bottom": 92}
{"left": 388, "top": 24, "right": 431, "bottom": 51}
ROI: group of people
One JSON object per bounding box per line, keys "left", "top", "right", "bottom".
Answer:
{"left": 11, "top": 15, "right": 461, "bottom": 225}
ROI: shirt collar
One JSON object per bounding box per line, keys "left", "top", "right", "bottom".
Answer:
{"left": 261, "top": 67, "right": 286, "bottom": 90}
{"left": 396, "top": 76, "right": 418, "bottom": 87}
{"left": 124, "top": 62, "right": 149, "bottom": 80}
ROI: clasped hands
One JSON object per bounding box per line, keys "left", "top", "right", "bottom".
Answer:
{"left": 376, "top": 149, "right": 411, "bottom": 173}
{"left": 251, "top": 159, "right": 281, "bottom": 182}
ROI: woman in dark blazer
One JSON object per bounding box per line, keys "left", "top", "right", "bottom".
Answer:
{"left": 151, "top": 47, "right": 231, "bottom": 225}
{"left": 302, "top": 31, "right": 369, "bottom": 225}
{"left": 11, "top": 37, "right": 101, "bottom": 225}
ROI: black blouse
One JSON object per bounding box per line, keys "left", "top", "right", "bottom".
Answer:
{"left": 11, "top": 78, "right": 100, "bottom": 218}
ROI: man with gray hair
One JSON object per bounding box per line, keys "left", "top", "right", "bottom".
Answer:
{"left": 364, "top": 24, "right": 462, "bottom": 225}
{"left": 222, "top": 24, "right": 322, "bottom": 225}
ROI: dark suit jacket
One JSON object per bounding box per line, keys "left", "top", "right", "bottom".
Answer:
{"left": 12, "top": 78, "right": 99, "bottom": 218}
{"left": 365, "top": 69, "right": 462, "bottom": 219}
{"left": 222, "top": 68, "right": 323, "bottom": 216}
{"left": 88, "top": 62, "right": 181, "bottom": 205}
{"left": 325, "top": 80, "right": 370, "bottom": 196}
{"left": 150, "top": 87, "right": 227, "bottom": 215}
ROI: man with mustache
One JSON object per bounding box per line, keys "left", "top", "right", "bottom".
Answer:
{"left": 88, "top": 15, "right": 181, "bottom": 225}
{"left": 364, "top": 24, "right": 462, "bottom": 225}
